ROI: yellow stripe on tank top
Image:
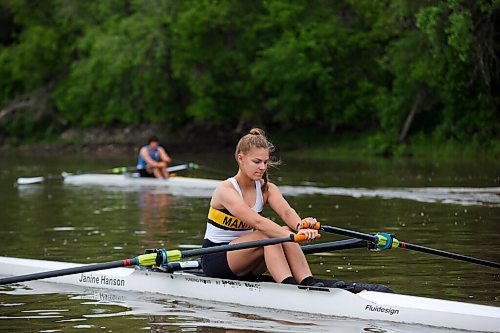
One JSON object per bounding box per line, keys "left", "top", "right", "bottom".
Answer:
{"left": 207, "top": 207, "right": 253, "bottom": 230}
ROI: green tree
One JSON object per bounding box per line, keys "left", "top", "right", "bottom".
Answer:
{"left": 0, "top": 0, "right": 497, "bottom": 153}
{"left": 375, "top": 0, "right": 499, "bottom": 152}
{"left": 54, "top": 0, "right": 186, "bottom": 126}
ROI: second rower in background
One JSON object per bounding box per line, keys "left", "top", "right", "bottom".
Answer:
{"left": 137, "top": 136, "right": 172, "bottom": 179}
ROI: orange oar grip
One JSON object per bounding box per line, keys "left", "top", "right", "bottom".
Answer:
{"left": 302, "top": 220, "right": 321, "bottom": 230}
{"left": 293, "top": 233, "right": 307, "bottom": 242}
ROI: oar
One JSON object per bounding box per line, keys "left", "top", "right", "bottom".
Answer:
{"left": 17, "top": 166, "right": 136, "bottom": 185}
{"left": 166, "top": 163, "right": 193, "bottom": 173}
{"left": 162, "top": 238, "right": 369, "bottom": 273}
{"left": 301, "top": 238, "right": 367, "bottom": 255}
{"left": 173, "top": 160, "right": 229, "bottom": 176}
{"left": 304, "top": 222, "right": 500, "bottom": 269}
{"left": 16, "top": 164, "right": 193, "bottom": 185}
{"left": 0, "top": 234, "right": 306, "bottom": 285}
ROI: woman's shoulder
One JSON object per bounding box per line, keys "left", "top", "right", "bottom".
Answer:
{"left": 211, "top": 179, "right": 238, "bottom": 207}
{"left": 215, "top": 179, "right": 236, "bottom": 192}
{"left": 265, "top": 181, "right": 283, "bottom": 197}
{"left": 266, "top": 180, "right": 279, "bottom": 190}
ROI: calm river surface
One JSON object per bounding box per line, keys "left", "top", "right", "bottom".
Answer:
{"left": 0, "top": 150, "right": 499, "bottom": 332}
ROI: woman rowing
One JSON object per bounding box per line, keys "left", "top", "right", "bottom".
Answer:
{"left": 136, "top": 136, "right": 172, "bottom": 179}
{"left": 201, "top": 128, "right": 323, "bottom": 286}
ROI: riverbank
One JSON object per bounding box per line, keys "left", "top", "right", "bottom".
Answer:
{"left": 2, "top": 125, "right": 498, "bottom": 161}
{"left": 0, "top": 124, "right": 240, "bottom": 157}
{"left": 271, "top": 130, "right": 500, "bottom": 161}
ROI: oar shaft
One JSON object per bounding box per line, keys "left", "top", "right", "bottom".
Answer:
{"left": 399, "top": 242, "right": 500, "bottom": 269}
{"left": 0, "top": 235, "right": 305, "bottom": 285}
{"left": 320, "top": 225, "right": 377, "bottom": 243}
{"left": 319, "top": 224, "right": 500, "bottom": 269}
{"left": 301, "top": 239, "right": 367, "bottom": 255}
{"left": 163, "top": 239, "right": 369, "bottom": 272}
{"left": 0, "top": 259, "right": 135, "bottom": 286}
{"left": 167, "top": 164, "right": 187, "bottom": 172}
{"left": 173, "top": 160, "right": 228, "bottom": 176}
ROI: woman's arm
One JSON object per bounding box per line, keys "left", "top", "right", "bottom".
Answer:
{"left": 211, "top": 182, "right": 292, "bottom": 239}
{"left": 158, "top": 147, "right": 171, "bottom": 164}
{"left": 267, "top": 182, "right": 320, "bottom": 238}
{"left": 266, "top": 183, "right": 301, "bottom": 230}
{"left": 139, "top": 147, "right": 158, "bottom": 166}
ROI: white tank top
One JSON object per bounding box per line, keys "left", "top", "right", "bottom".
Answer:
{"left": 204, "top": 177, "right": 264, "bottom": 243}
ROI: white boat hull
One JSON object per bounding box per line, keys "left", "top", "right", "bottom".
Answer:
{"left": 62, "top": 173, "right": 221, "bottom": 196}
{"left": 60, "top": 173, "right": 500, "bottom": 205}
{"left": 64, "top": 173, "right": 221, "bottom": 188}
{"left": 0, "top": 256, "right": 498, "bottom": 332}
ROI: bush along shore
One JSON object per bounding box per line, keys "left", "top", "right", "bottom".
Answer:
{"left": 2, "top": 124, "right": 498, "bottom": 161}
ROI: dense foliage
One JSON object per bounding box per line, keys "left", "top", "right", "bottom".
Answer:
{"left": 0, "top": 0, "right": 498, "bottom": 153}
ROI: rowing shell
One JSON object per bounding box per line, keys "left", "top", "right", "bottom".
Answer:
{"left": 59, "top": 173, "right": 500, "bottom": 205}
{"left": 62, "top": 173, "right": 221, "bottom": 195}
{"left": 0, "top": 256, "right": 498, "bottom": 332}
{"left": 63, "top": 173, "right": 221, "bottom": 188}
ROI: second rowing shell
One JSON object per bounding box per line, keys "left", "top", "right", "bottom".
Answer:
{"left": 61, "top": 173, "right": 500, "bottom": 205}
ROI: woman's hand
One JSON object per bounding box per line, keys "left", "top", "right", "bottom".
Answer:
{"left": 296, "top": 217, "right": 319, "bottom": 231}
{"left": 297, "top": 228, "right": 321, "bottom": 241}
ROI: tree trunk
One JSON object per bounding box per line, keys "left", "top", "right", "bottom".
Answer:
{"left": 397, "top": 90, "right": 424, "bottom": 144}
{"left": 0, "top": 81, "right": 66, "bottom": 125}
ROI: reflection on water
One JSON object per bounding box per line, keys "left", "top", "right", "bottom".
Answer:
{"left": 38, "top": 177, "right": 500, "bottom": 206}
{"left": 279, "top": 185, "right": 500, "bottom": 206}
{"left": 0, "top": 281, "right": 461, "bottom": 333}
{"left": 139, "top": 191, "right": 171, "bottom": 248}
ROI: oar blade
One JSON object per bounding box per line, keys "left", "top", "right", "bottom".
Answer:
{"left": 17, "top": 176, "right": 46, "bottom": 185}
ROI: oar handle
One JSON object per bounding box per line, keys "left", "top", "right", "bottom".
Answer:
{"left": 292, "top": 233, "right": 308, "bottom": 242}
{"left": 301, "top": 220, "right": 320, "bottom": 230}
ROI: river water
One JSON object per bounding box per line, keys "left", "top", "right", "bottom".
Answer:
{"left": 0, "top": 150, "right": 499, "bottom": 332}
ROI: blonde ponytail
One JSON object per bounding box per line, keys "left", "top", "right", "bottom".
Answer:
{"left": 234, "top": 128, "right": 280, "bottom": 192}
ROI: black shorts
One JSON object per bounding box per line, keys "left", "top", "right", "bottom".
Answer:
{"left": 138, "top": 168, "right": 155, "bottom": 178}
{"left": 201, "top": 239, "right": 257, "bottom": 281}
